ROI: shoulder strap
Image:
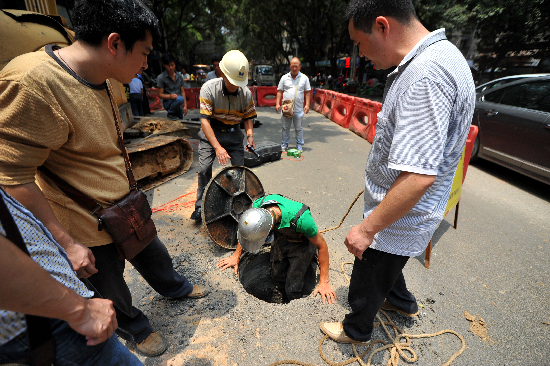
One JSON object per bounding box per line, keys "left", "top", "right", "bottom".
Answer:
{"left": 290, "top": 203, "right": 309, "bottom": 232}
{"left": 0, "top": 192, "right": 55, "bottom": 366}
{"left": 292, "top": 74, "right": 301, "bottom": 103}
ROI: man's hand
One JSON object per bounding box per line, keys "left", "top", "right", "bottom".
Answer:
{"left": 66, "top": 298, "right": 117, "bottom": 346}
{"left": 246, "top": 135, "right": 256, "bottom": 149}
{"left": 312, "top": 281, "right": 337, "bottom": 305}
{"left": 304, "top": 105, "right": 310, "bottom": 114}
{"left": 344, "top": 223, "right": 374, "bottom": 260}
{"left": 215, "top": 146, "right": 231, "bottom": 166}
{"left": 171, "top": 93, "right": 178, "bottom": 99}
{"left": 216, "top": 255, "right": 239, "bottom": 276}
{"left": 183, "top": 105, "right": 188, "bottom": 116}
{"left": 275, "top": 104, "right": 281, "bottom": 113}
{"left": 64, "top": 242, "right": 98, "bottom": 278}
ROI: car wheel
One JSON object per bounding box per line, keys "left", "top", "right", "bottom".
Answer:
{"left": 470, "top": 135, "right": 480, "bottom": 162}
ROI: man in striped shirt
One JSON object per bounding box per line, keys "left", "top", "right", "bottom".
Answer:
{"left": 191, "top": 50, "right": 257, "bottom": 222}
{"left": 321, "top": 0, "right": 475, "bottom": 344}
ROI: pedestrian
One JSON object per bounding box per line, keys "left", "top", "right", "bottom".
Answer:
{"left": 320, "top": 0, "right": 475, "bottom": 344}
{"left": 217, "top": 194, "right": 337, "bottom": 304}
{"left": 275, "top": 57, "right": 312, "bottom": 152}
{"left": 190, "top": 50, "right": 257, "bottom": 222}
{"left": 180, "top": 65, "right": 191, "bottom": 88}
{"left": 0, "top": 0, "right": 208, "bottom": 357}
{"left": 157, "top": 53, "right": 188, "bottom": 120}
{"left": 0, "top": 189, "right": 142, "bottom": 365}
{"left": 205, "top": 54, "right": 223, "bottom": 82}
{"left": 129, "top": 70, "right": 144, "bottom": 116}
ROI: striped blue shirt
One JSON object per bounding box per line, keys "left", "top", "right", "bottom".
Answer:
{"left": 365, "top": 29, "right": 475, "bottom": 257}
{"left": 0, "top": 189, "right": 93, "bottom": 346}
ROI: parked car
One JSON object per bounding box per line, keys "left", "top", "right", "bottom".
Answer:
{"left": 471, "top": 75, "right": 550, "bottom": 185}
{"left": 475, "top": 73, "right": 550, "bottom": 93}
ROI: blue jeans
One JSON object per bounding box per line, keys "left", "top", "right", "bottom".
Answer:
{"left": 281, "top": 113, "right": 304, "bottom": 148}
{"left": 0, "top": 319, "right": 143, "bottom": 365}
{"left": 163, "top": 96, "right": 185, "bottom": 119}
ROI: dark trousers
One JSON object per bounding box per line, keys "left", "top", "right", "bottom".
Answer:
{"left": 88, "top": 236, "right": 193, "bottom": 343}
{"left": 342, "top": 248, "right": 418, "bottom": 342}
{"left": 270, "top": 237, "right": 317, "bottom": 300}
{"left": 195, "top": 128, "right": 244, "bottom": 209}
{"left": 129, "top": 93, "right": 144, "bottom": 116}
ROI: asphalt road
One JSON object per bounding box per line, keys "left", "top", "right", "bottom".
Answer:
{"left": 134, "top": 105, "right": 550, "bottom": 365}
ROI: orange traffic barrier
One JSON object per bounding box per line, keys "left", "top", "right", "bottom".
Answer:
{"left": 462, "top": 125, "right": 479, "bottom": 183}
{"left": 321, "top": 91, "right": 336, "bottom": 118}
{"left": 256, "top": 86, "right": 278, "bottom": 106}
{"left": 330, "top": 94, "right": 356, "bottom": 128}
{"left": 348, "top": 98, "right": 371, "bottom": 141}
{"left": 313, "top": 89, "right": 326, "bottom": 113}
{"left": 146, "top": 87, "right": 162, "bottom": 111}
{"left": 366, "top": 100, "right": 383, "bottom": 143}
{"left": 183, "top": 88, "right": 199, "bottom": 109}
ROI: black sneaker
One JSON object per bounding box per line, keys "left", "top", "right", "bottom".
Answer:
{"left": 190, "top": 207, "right": 202, "bottom": 222}
{"left": 166, "top": 113, "right": 179, "bottom": 121}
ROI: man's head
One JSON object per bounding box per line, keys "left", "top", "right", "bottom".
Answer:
{"left": 211, "top": 53, "right": 222, "bottom": 77}
{"left": 181, "top": 65, "right": 187, "bottom": 74}
{"left": 72, "top": 0, "right": 160, "bottom": 52}
{"left": 219, "top": 50, "right": 249, "bottom": 90}
{"left": 289, "top": 57, "right": 301, "bottom": 77}
{"left": 161, "top": 53, "right": 177, "bottom": 75}
{"left": 346, "top": 0, "right": 418, "bottom": 70}
{"left": 237, "top": 208, "right": 274, "bottom": 252}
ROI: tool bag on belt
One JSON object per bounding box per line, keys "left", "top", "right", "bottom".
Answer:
{"left": 281, "top": 75, "right": 301, "bottom": 118}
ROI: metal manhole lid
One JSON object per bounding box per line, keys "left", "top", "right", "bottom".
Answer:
{"left": 201, "top": 166, "right": 264, "bottom": 249}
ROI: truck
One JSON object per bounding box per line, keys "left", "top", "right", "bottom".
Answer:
{"left": 250, "top": 64, "right": 277, "bottom": 86}
{"left": 0, "top": 6, "right": 196, "bottom": 191}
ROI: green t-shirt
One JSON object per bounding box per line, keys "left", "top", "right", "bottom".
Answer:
{"left": 253, "top": 194, "right": 318, "bottom": 238}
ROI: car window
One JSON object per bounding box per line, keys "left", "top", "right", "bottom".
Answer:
{"left": 499, "top": 81, "right": 550, "bottom": 112}
{"left": 483, "top": 87, "right": 506, "bottom": 103}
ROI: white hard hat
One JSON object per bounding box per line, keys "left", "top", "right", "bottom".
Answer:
{"left": 237, "top": 208, "right": 273, "bottom": 252}
{"left": 220, "top": 50, "right": 249, "bottom": 87}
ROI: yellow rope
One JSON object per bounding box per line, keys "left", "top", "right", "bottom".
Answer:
{"left": 319, "top": 190, "right": 364, "bottom": 234}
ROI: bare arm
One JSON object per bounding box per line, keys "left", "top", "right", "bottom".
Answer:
{"left": 243, "top": 118, "right": 255, "bottom": 149}
{"left": 309, "top": 232, "right": 337, "bottom": 304}
{"left": 304, "top": 90, "right": 312, "bottom": 114}
{"left": 216, "top": 242, "right": 243, "bottom": 276}
{"left": 0, "top": 235, "right": 116, "bottom": 346}
{"left": 1, "top": 183, "right": 97, "bottom": 278}
{"left": 344, "top": 171, "right": 436, "bottom": 259}
{"left": 158, "top": 87, "right": 176, "bottom": 100}
{"left": 201, "top": 117, "right": 232, "bottom": 166}
{"left": 275, "top": 90, "right": 283, "bottom": 113}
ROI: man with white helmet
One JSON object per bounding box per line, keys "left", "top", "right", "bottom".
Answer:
{"left": 191, "top": 50, "right": 257, "bottom": 222}
{"left": 217, "top": 194, "right": 337, "bottom": 304}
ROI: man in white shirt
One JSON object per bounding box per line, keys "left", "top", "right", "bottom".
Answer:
{"left": 275, "top": 57, "right": 312, "bottom": 152}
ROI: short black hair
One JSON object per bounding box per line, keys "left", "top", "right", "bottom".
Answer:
{"left": 211, "top": 54, "right": 222, "bottom": 64}
{"left": 72, "top": 0, "right": 160, "bottom": 51}
{"left": 346, "top": 0, "right": 418, "bottom": 34}
{"left": 161, "top": 53, "right": 176, "bottom": 66}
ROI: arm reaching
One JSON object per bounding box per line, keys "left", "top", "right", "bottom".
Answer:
{"left": 309, "top": 232, "right": 337, "bottom": 305}
{"left": 216, "top": 243, "right": 243, "bottom": 276}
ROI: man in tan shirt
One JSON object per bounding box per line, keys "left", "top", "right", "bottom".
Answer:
{"left": 0, "top": 0, "right": 206, "bottom": 357}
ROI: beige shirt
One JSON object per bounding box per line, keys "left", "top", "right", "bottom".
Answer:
{"left": 0, "top": 46, "right": 130, "bottom": 247}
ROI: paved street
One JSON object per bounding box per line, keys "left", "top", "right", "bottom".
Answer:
{"left": 137, "top": 105, "right": 550, "bottom": 365}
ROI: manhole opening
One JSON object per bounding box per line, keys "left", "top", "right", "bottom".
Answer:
{"left": 238, "top": 246, "right": 318, "bottom": 304}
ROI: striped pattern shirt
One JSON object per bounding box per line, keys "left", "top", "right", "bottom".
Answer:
{"left": 0, "top": 189, "right": 93, "bottom": 346}
{"left": 199, "top": 78, "right": 256, "bottom": 127}
{"left": 365, "top": 29, "right": 475, "bottom": 257}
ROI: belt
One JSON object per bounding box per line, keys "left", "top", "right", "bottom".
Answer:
{"left": 212, "top": 126, "right": 238, "bottom": 133}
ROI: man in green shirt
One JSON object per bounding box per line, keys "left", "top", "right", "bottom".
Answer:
{"left": 217, "top": 194, "right": 336, "bottom": 304}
